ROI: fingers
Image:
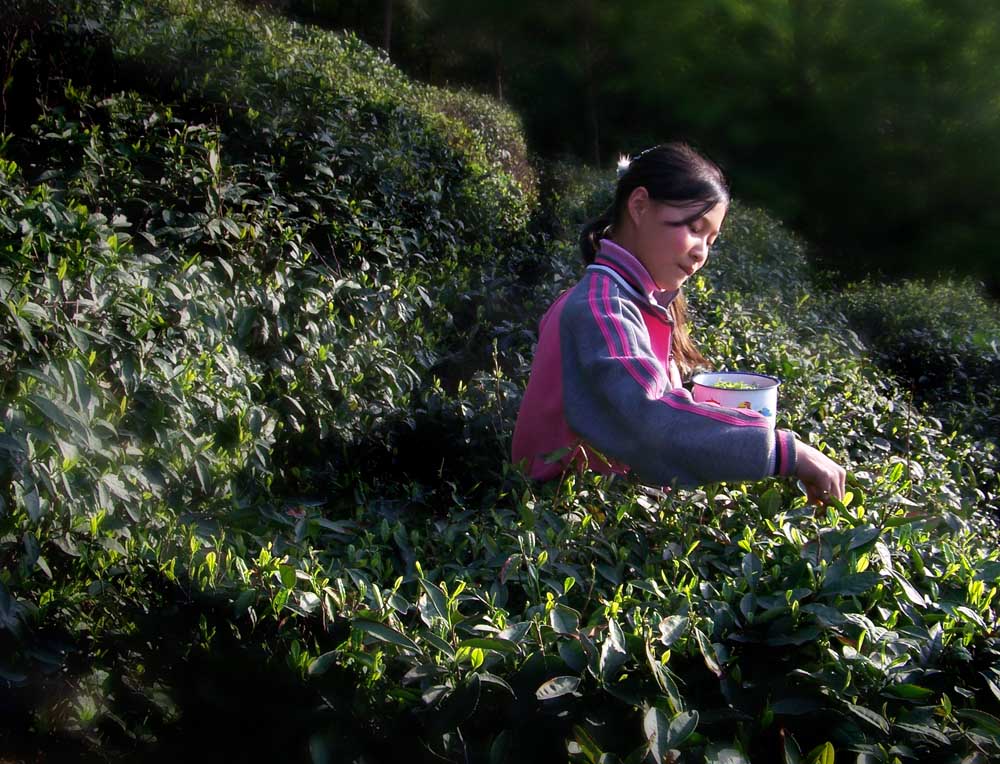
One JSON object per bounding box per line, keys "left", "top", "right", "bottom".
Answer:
{"left": 793, "top": 440, "right": 847, "bottom": 506}
{"left": 814, "top": 470, "right": 847, "bottom": 506}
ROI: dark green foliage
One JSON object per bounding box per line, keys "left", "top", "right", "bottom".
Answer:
{"left": 840, "top": 279, "right": 1000, "bottom": 442}
{"left": 1, "top": 0, "right": 999, "bottom": 762}
{"left": 285, "top": 0, "right": 1000, "bottom": 291}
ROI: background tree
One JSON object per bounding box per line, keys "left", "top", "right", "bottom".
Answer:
{"left": 279, "top": 0, "right": 1000, "bottom": 292}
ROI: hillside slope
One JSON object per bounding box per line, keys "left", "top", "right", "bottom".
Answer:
{"left": 1, "top": 1, "right": 998, "bottom": 761}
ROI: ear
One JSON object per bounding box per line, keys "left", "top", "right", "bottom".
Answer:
{"left": 626, "top": 186, "right": 650, "bottom": 227}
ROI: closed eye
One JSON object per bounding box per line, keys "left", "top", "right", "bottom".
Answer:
{"left": 689, "top": 222, "right": 720, "bottom": 246}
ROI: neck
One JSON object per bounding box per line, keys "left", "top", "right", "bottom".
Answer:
{"left": 606, "top": 229, "right": 639, "bottom": 260}
{"left": 594, "top": 238, "right": 677, "bottom": 308}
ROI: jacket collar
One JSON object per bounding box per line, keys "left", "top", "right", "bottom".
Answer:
{"left": 592, "top": 239, "right": 678, "bottom": 315}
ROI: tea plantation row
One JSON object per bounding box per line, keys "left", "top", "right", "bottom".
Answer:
{"left": 1, "top": 0, "right": 998, "bottom": 762}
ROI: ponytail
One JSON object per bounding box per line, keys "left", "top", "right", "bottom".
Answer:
{"left": 579, "top": 207, "right": 614, "bottom": 264}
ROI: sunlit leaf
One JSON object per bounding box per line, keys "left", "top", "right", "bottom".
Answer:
{"left": 693, "top": 628, "right": 722, "bottom": 678}
{"left": 704, "top": 743, "right": 750, "bottom": 764}
{"left": 536, "top": 676, "right": 580, "bottom": 701}
{"left": 845, "top": 703, "right": 889, "bottom": 734}
{"left": 308, "top": 651, "right": 338, "bottom": 677}
{"left": 658, "top": 615, "right": 688, "bottom": 647}
{"left": 805, "top": 741, "right": 835, "bottom": 764}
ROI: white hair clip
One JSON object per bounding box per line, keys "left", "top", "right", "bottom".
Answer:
{"left": 616, "top": 154, "right": 632, "bottom": 180}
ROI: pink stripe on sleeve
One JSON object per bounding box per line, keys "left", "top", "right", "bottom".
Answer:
{"left": 660, "top": 389, "right": 770, "bottom": 428}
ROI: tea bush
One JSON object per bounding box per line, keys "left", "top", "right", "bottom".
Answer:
{"left": 424, "top": 86, "right": 539, "bottom": 211}
{"left": 1, "top": 0, "right": 999, "bottom": 762}
{"left": 838, "top": 278, "right": 1000, "bottom": 442}
{"left": 534, "top": 159, "right": 611, "bottom": 240}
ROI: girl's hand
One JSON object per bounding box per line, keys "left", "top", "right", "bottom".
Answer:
{"left": 794, "top": 440, "right": 846, "bottom": 505}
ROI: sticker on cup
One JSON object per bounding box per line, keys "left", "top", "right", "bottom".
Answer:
{"left": 691, "top": 371, "right": 780, "bottom": 426}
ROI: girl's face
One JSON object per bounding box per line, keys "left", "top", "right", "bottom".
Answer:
{"left": 626, "top": 189, "right": 726, "bottom": 291}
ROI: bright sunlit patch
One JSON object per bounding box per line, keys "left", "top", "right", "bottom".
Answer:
{"left": 616, "top": 154, "right": 632, "bottom": 179}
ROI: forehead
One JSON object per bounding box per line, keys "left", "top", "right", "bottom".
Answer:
{"left": 655, "top": 201, "right": 727, "bottom": 228}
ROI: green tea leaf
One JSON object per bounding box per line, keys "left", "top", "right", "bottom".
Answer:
{"left": 643, "top": 707, "right": 670, "bottom": 764}
{"left": 35, "top": 555, "right": 52, "bottom": 579}
{"left": 658, "top": 615, "right": 688, "bottom": 647}
{"left": 766, "top": 626, "right": 822, "bottom": 646}
{"left": 599, "top": 619, "right": 628, "bottom": 680}
{"left": 460, "top": 637, "right": 518, "bottom": 654}
{"left": 805, "top": 741, "right": 835, "bottom": 764}
{"left": 570, "top": 724, "right": 604, "bottom": 761}
{"left": 975, "top": 562, "right": 1000, "bottom": 582}
{"left": 643, "top": 709, "right": 697, "bottom": 762}
{"left": 646, "top": 643, "right": 684, "bottom": 712}
{"left": 889, "top": 570, "right": 927, "bottom": 607}
{"left": 694, "top": 628, "right": 722, "bottom": 678}
{"left": 419, "top": 578, "right": 449, "bottom": 625}
{"left": 956, "top": 708, "right": 1000, "bottom": 737}
{"left": 665, "top": 710, "right": 698, "bottom": 748}
{"left": 489, "top": 730, "right": 511, "bottom": 764}
{"left": 535, "top": 675, "right": 580, "bottom": 700}
{"left": 549, "top": 604, "right": 580, "bottom": 635}
{"left": 478, "top": 673, "right": 515, "bottom": 696}
{"left": 847, "top": 525, "right": 880, "bottom": 550}
{"left": 845, "top": 702, "right": 889, "bottom": 734}
{"left": 420, "top": 630, "right": 456, "bottom": 658}
{"left": 308, "top": 651, "right": 338, "bottom": 677}
{"left": 819, "top": 571, "right": 880, "bottom": 597}
{"left": 800, "top": 603, "right": 848, "bottom": 627}
{"left": 884, "top": 683, "right": 934, "bottom": 700}
{"left": 19, "top": 487, "right": 40, "bottom": 522}
{"left": 742, "top": 552, "right": 762, "bottom": 589}
{"left": 18, "top": 301, "right": 48, "bottom": 323}
{"left": 27, "top": 394, "right": 73, "bottom": 431}
{"left": 758, "top": 487, "right": 782, "bottom": 518}
{"left": 431, "top": 673, "right": 480, "bottom": 733}
{"left": 279, "top": 564, "right": 296, "bottom": 590}
{"left": 704, "top": 743, "right": 750, "bottom": 764}
{"left": 781, "top": 729, "right": 802, "bottom": 764}
{"left": 888, "top": 462, "right": 905, "bottom": 483}
{"left": 893, "top": 721, "right": 950, "bottom": 745}
{"left": 100, "top": 474, "right": 131, "bottom": 501}
{"left": 982, "top": 674, "right": 1000, "bottom": 703}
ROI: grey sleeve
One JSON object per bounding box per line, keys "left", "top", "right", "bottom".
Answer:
{"left": 560, "top": 276, "right": 794, "bottom": 487}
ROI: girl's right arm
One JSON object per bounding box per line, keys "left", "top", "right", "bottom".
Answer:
{"left": 560, "top": 272, "right": 797, "bottom": 488}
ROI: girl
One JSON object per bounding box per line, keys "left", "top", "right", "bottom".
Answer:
{"left": 511, "top": 142, "right": 845, "bottom": 504}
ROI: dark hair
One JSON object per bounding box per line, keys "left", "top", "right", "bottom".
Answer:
{"left": 579, "top": 142, "right": 730, "bottom": 264}
{"left": 579, "top": 142, "right": 729, "bottom": 378}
